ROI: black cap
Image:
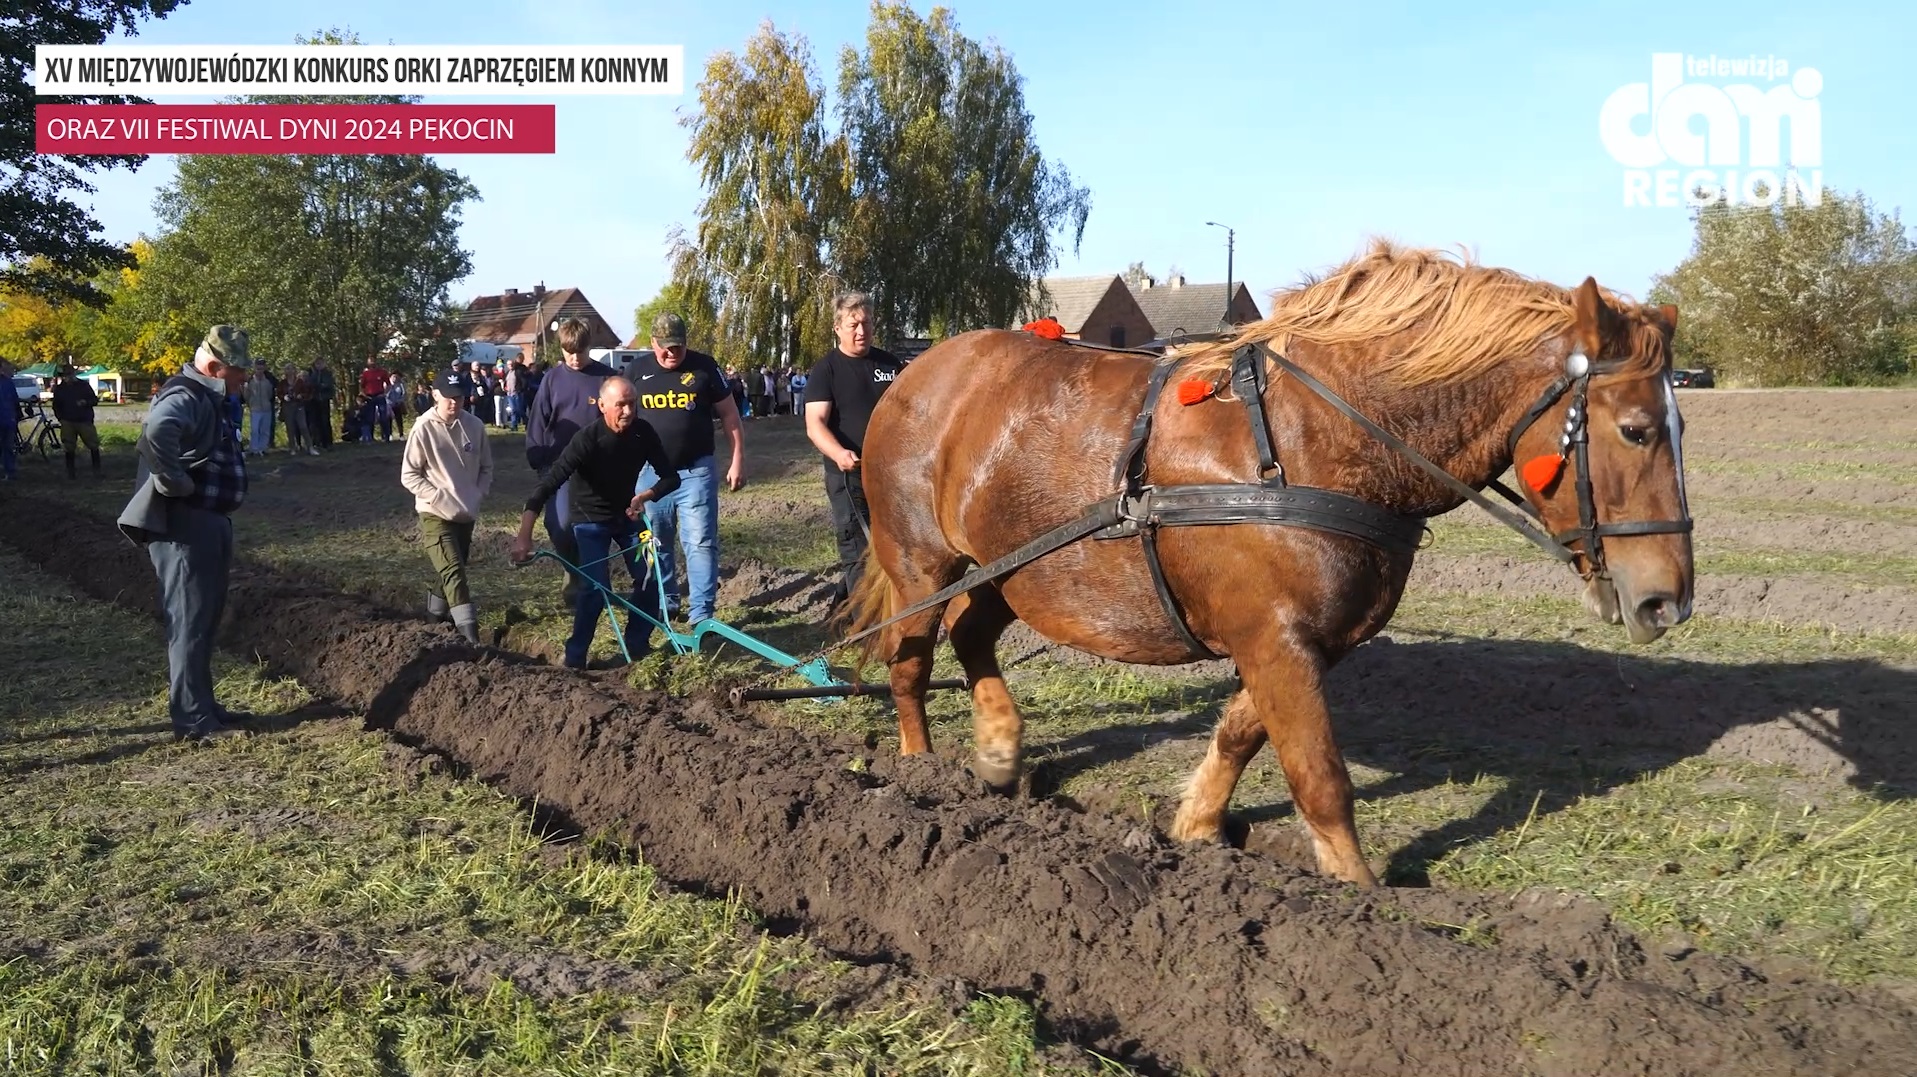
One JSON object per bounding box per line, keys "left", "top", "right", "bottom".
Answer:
{"left": 433, "top": 368, "right": 464, "bottom": 395}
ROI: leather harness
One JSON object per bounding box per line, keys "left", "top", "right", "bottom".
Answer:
{"left": 828, "top": 336, "right": 1693, "bottom": 660}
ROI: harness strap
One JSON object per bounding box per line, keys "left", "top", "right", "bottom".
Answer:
{"left": 1506, "top": 373, "right": 1575, "bottom": 461}
{"left": 1113, "top": 358, "right": 1180, "bottom": 490}
{"left": 1231, "top": 345, "right": 1282, "bottom": 481}
{"left": 831, "top": 498, "right": 1128, "bottom": 657}
{"left": 1138, "top": 516, "right": 1218, "bottom": 658}
{"left": 1252, "top": 343, "right": 1580, "bottom": 565}
{"left": 1140, "top": 483, "right": 1427, "bottom": 556}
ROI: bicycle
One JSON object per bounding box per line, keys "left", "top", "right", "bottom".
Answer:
{"left": 20, "top": 401, "right": 60, "bottom": 462}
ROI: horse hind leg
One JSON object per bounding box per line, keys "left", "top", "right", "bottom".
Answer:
{"left": 943, "top": 587, "right": 1023, "bottom": 792}
{"left": 866, "top": 553, "right": 962, "bottom": 756}
{"left": 1170, "top": 688, "right": 1266, "bottom": 843}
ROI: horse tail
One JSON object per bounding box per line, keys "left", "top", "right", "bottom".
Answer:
{"left": 836, "top": 546, "right": 896, "bottom": 668}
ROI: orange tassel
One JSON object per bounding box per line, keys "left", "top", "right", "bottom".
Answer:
{"left": 1177, "top": 380, "right": 1216, "bottom": 406}
{"left": 1522, "top": 453, "right": 1565, "bottom": 493}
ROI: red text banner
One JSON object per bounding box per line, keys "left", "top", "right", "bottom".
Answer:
{"left": 36, "top": 104, "right": 556, "bottom": 154}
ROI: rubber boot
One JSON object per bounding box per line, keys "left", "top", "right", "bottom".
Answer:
{"left": 90, "top": 448, "right": 101, "bottom": 476}
{"left": 426, "top": 592, "right": 451, "bottom": 623}
{"left": 450, "top": 603, "right": 480, "bottom": 645}
{"left": 65, "top": 452, "right": 77, "bottom": 479}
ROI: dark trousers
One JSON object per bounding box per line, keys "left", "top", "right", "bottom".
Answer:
{"left": 824, "top": 463, "right": 870, "bottom": 605}
{"left": 567, "top": 518, "right": 661, "bottom": 667}
{"left": 308, "top": 398, "right": 333, "bottom": 448}
{"left": 147, "top": 505, "right": 233, "bottom": 733}
{"left": 420, "top": 515, "right": 474, "bottom": 606}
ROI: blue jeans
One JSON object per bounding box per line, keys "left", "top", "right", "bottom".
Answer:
{"left": 359, "top": 397, "right": 392, "bottom": 442}
{"left": 637, "top": 455, "right": 720, "bottom": 623}
{"left": 567, "top": 518, "right": 661, "bottom": 668}
{"left": 148, "top": 505, "right": 234, "bottom": 733}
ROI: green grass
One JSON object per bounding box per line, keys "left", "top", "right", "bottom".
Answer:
{"left": 1435, "top": 759, "right": 1917, "bottom": 985}
{"left": 13, "top": 410, "right": 1917, "bottom": 999}
{"left": 1685, "top": 458, "right": 1917, "bottom": 484}
{"left": 1697, "top": 495, "right": 1917, "bottom": 527}
{"left": 1422, "top": 515, "right": 1917, "bottom": 589}
{"left": 0, "top": 547, "right": 1123, "bottom": 1075}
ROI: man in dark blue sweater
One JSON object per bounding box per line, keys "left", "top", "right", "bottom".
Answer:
{"left": 525, "top": 318, "right": 615, "bottom": 601}
{"left": 513, "top": 376, "right": 681, "bottom": 669}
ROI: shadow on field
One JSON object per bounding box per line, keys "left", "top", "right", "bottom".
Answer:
{"left": 1033, "top": 633, "right": 1917, "bottom": 884}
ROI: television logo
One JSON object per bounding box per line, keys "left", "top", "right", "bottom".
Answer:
{"left": 1598, "top": 53, "right": 1823, "bottom": 209}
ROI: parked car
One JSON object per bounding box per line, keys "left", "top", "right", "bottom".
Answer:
{"left": 9, "top": 372, "right": 39, "bottom": 403}
{"left": 1672, "top": 368, "right": 1715, "bottom": 388}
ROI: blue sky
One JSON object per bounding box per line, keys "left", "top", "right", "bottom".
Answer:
{"left": 66, "top": 0, "right": 1916, "bottom": 344}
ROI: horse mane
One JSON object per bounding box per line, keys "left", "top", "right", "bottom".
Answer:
{"left": 1173, "top": 239, "right": 1611, "bottom": 388}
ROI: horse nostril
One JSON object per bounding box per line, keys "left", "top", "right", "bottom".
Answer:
{"left": 1636, "top": 594, "right": 1677, "bottom": 627}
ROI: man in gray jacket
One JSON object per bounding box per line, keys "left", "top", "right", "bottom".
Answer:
{"left": 117, "top": 325, "right": 256, "bottom": 742}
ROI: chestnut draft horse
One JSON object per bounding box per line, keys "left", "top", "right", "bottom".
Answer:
{"left": 843, "top": 241, "right": 1695, "bottom": 886}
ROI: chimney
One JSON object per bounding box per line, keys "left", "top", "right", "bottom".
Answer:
{"left": 533, "top": 282, "right": 547, "bottom": 299}
{"left": 1168, "top": 274, "right": 1184, "bottom": 289}
{"left": 503, "top": 287, "right": 518, "bottom": 296}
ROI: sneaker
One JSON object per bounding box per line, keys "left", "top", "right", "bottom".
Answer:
{"left": 217, "top": 709, "right": 263, "bottom": 726}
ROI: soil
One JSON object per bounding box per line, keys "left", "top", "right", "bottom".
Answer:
{"left": 10, "top": 498, "right": 1917, "bottom": 1077}
{"left": 1408, "top": 552, "right": 1917, "bottom": 635}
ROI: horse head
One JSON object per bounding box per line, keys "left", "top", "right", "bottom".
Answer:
{"left": 1513, "top": 278, "right": 1695, "bottom": 644}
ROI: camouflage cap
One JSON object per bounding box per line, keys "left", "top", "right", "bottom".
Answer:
{"left": 651, "top": 312, "right": 687, "bottom": 347}
{"left": 203, "top": 324, "right": 252, "bottom": 369}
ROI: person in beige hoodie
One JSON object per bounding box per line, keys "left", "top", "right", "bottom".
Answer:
{"left": 401, "top": 368, "right": 494, "bottom": 643}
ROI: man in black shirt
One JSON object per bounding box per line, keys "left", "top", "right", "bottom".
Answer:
{"left": 803, "top": 291, "right": 906, "bottom": 609}
{"left": 624, "top": 311, "right": 746, "bottom": 626}
{"left": 511, "top": 377, "right": 682, "bottom": 668}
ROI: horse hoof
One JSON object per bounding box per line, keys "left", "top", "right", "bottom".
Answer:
{"left": 970, "top": 758, "right": 1021, "bottom": 795}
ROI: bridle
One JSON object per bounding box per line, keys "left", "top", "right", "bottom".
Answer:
{"left": 1492, "top": 349, "right": 1696, "bottom": 579}
{"left": 1257, "top": 342, "right": 1693, "bottom": 582}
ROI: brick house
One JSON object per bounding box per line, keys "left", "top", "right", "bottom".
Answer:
{"left": 1023, "top": 275, "right": 1157, "bottom": 349}
{"left": 458, "top": 283, "right": 622, "bottom": 363}
{"left": 1127, "top": 274, "right": 1264, "bottom": 341}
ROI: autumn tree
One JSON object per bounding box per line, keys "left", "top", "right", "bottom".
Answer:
{"left": 134, "top": 31, "right": 478, "bottom": 383}
{"left": 1650, "top": 188, "right": 1916, "bottom": 386}
{"left": 835, "top": 2, "right": 1090, "bottom": 339}
{"left": 671, "top": 22, "right": 844, "bottom": 368}
{"left": 2, "top": 0, "right": 187, "bottom": 305}
{"left": 0, "top": 240, "right": 185, "bottom": 372}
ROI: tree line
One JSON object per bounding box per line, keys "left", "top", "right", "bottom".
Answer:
{"left": 1, "top": 18, "right": 477, "bottom": 383}
{"left": 1651, "top": 187, "right": 1915, "bottom": 386}
{"left": 3, "top": 4, "right": 1910, "bottom": 388}
{"left": 650, "top": 2, "right": 1092, "bottom": 367}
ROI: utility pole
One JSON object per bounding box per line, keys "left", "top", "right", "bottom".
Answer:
{"left": 1205, "top": 221, "right": 1234, "bottom": 329}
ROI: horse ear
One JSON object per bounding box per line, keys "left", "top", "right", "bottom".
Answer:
{"left": 1653, "top": 303, "right": 1679, "bottom": 335}
{"left": 1571, "top": 277, "right": 1604, "bottom": 358}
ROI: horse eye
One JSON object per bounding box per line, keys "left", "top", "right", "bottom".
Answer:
{"left": 1620, "top": 424, "right": 1653, "bottom": 446}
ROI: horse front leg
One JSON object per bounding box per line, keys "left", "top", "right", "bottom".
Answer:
{"left": 1169, "top": 688, "right": 1266, "bottom": 842}
{"left": 1244, "top": 643, "right": 1377, "bottom": 887}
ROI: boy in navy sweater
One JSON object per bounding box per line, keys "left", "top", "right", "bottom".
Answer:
{"left": 524, "top": 318, "right": 615, "bottom": 600}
